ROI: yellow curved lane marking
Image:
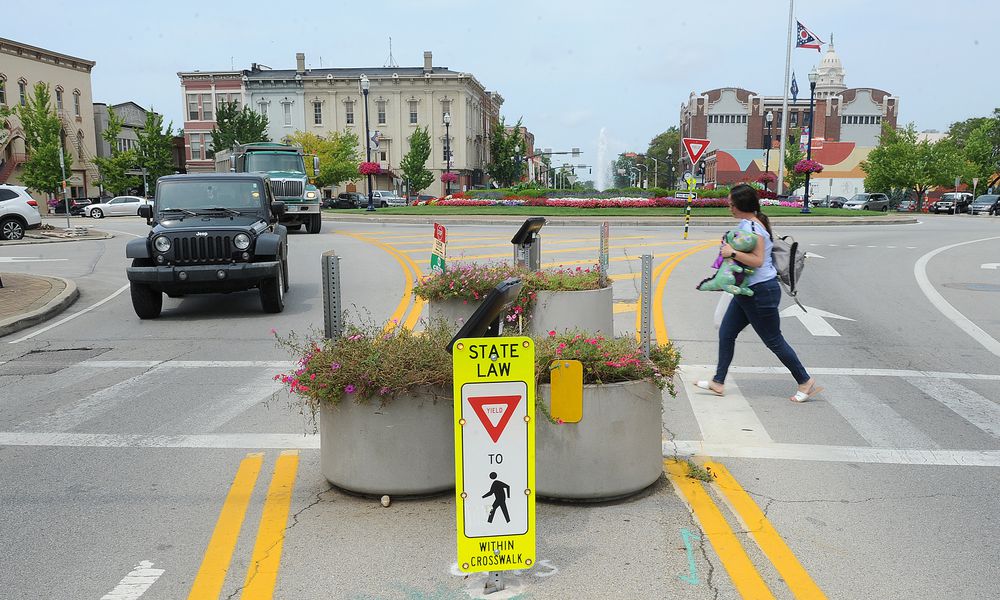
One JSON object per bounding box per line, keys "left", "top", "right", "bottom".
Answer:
{"left": 664, "top": 459, "right": 776, "bottom": 600}
{"left": 707, "top": 462, "right": 827, "bottom": 599}
{"left": 652, "top": 241, "right": 717, "bottom": 343}
{"left": 339, "top": 231, "right": 415, "bottom": 330}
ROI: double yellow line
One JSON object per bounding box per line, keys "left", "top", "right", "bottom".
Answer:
{"left": 187, "top": 451, "right": 300, "bottom": 600}
{"left": 635, "top": 240, "right": 718, "bottom": 344}
{"left": 665, "top": 459, "right": 826, "bottom": 599}
{"left": 340, "top": 231, "right": 426, "bottom": 330}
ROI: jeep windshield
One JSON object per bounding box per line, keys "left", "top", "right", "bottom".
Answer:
{"left": 246, "top": 153, "right": 305, "bottom": 174}
{"left": 157, "top": 180, "right": 265, "bottom": 213}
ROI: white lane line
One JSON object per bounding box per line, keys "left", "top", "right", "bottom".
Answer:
{"left": 163, "top": 372, "right": 283, "bottom": 434}
{"left": 0, "top": 431, "right": 320, "bottom": 449}
{"left": 82, "top": 360, "right": 295, "bottom": 369}
{"left": 14, "top": 366, "right": 165, "bottom": 433}
{"left": 907, "top": 377, "right": 1000, "bottom": 439}
{"left": 822, "top": 375, "right": 939, "bottom": 449}
{"left": 7, "top": 284, "right": 130, "bottom": 344}
{"left": 669, "top": 441, "right": 1000, "bottom": 467}
{"left": 679, "top": 366, "right": 773, "bottom": 444}
{"left": 683, "top": 365, "right": 1000, "bottom": 381}
{"left": 914, "top": 236, "right": 1000, "bottom": 359}
{"left": 100, "top": 560, "right": 164, "bottom": 600}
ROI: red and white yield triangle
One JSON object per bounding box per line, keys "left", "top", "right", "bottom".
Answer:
{"left": 682, "top": 138, "right": 711, "bottom": 165}
{"left": 468, "top": 395, "right": 521, "bottom": 443}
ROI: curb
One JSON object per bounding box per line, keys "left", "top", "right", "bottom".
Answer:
{"left": 321, "top": 214, "right": 918, "bottom": 227}
{"left": 2, "top": 231, "right": 114, "bottom": 245}
{"left": 0, "top": 276, "right": 80, "bottom": 338}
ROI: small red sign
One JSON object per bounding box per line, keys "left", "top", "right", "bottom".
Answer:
{"left": 682, "top": 138, "right": 711, "bottom": 165}
{"left": 434, "top": 223, "right": 447, "bottom": 243}
{"left": 468, "top": 394, "right": 521, "bottom": 443}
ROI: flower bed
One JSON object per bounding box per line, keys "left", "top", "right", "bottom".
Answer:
{"left": 432, "top": 196, "right": 733, "bottom": 208}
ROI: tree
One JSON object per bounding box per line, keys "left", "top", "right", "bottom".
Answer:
{"left": 486, "top": 117, "right": 526, "bottom": 187}
{"left": 962, "top": 118, "right": 1000, "bottom": 190}
{"left": 2, "top": 82, "right": 69, "bottom": 197}
{"left": 611, "top": 153, "right": 638, "bottom": 188}
{"left": 283, "top": 130, "right": 361, "bottom": 189}
{"left": 210, "top": 101, "right": 269, "bottom": 155}
{"left": 399, "top": 126, "right": 434, "bottom": 194}
{"left": 783, "top": 128, "right": 805, "bottom": 193}
{"left": 136, "top": 109, "right": 176, "bottom": 183}
{"left": 93, "top": 107, "right": 140, "bottom": 195}
{"left": 646, "top": 127, "right": 681, "bottom": 188}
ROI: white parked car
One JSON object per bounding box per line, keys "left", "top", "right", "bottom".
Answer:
{"left": 0, "top": 185, "right": 42, "bottom": 241}
{"left": 85, "top": 195, "right": 152, "bottom": 218}
{"left": 371, "top": 190, "right": 407, "bottom": 207}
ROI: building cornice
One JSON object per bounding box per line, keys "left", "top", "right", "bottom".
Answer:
{"left": 0, "top": 37, "right": 95, "bottom": 72}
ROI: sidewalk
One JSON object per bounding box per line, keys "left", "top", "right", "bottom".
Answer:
{"left": 0, "top": 273, "right": 79, "bottom": 337}
{"left": 0, "top": 225, "right": 113, "bottom": 246}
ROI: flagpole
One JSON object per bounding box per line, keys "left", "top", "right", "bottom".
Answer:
{"left": 777, "top": 0, "right": 794, "bottom": 195}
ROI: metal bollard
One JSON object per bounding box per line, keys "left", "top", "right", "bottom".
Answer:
{"left": 640, "top": 254, "right": 653, "bottom": 357}
{"left": 322, "top": 250, "right": 343, "bottom": 338}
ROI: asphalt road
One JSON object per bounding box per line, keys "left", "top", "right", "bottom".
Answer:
{"left": 0, "top": 212, "right": 997, "bottom": 599}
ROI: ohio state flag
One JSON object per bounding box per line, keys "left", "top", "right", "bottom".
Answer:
{"left": 796, "top": 21, "right": 824, "bottom": 51}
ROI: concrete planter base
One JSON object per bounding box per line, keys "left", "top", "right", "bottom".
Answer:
{"left": 530, "top": 286, "right": 614, "bottom": 336}
{"left": 428, "top": 298, "right": 481, "bottom": 332}
{"left": 536, "top": 380, "right": 663, "bottom": 500}
{"left": 319, "top": 387, "right": 454, "bottom": 496}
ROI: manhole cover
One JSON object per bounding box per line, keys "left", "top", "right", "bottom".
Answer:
{"left": 0, "top": 348, "right": 111, "bottom": 376}
{"left": 941, "top": 283, "right": 1000, "bottom": 293}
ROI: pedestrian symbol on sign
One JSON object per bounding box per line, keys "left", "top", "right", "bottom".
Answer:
{"left": 484, "top": 472, "right": 511, "bottom": 523}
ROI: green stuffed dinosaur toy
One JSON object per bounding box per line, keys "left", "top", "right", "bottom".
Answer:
{"left": 696, "top": 229, "right": 757, "bottom": 296}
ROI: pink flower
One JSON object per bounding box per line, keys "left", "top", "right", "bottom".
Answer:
{"left": 548, "top": 330, "right": 556, "bottom": 337}
{"left": 310, "top": 373, "right": 316, "bottom": 381}
{"left": 345, "top": 384, "right": 357, "bottom": 394}
{"left": 330, "top": 362, "right": 341, "bottom": 371}
{"left": 270, "top": 328, "right": 277, "bottom": 335}
{"left": 379, "top": 386, "right": 391, "bottom": 395}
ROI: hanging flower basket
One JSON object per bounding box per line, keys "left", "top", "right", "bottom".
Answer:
{"left": 755, "top": 172, "right": 777, "bottom": 184}
{"left": 440, "top": 172, "right": 458, "bottom": 184}
{"left": 794, "top": 159, "right": 824, "bottom": 174}
{"left": 358, "top": 161, "right": 381, "bottom": 175}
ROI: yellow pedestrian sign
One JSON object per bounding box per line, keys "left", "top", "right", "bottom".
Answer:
{"left": 452, "top": 337, "right": 536, "bottom": 573}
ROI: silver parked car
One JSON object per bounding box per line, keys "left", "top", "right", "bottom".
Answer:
{"left": 843, "top": 193, "right": 890, "bottom": 211}
{"left": 371, "top": 190, "right": 407, "bottom": 207}
{"left": 85, "top": 195, "right": 152, "bottom": 218}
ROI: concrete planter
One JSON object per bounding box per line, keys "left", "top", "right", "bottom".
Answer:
{"left": 530, "top": 286, "right": 614, "bottom": 336}
{"left": 319, "top": 387, "right": 454, "bottom": 496}
{"left": 428, "top": 298, "right": 481, "bottom": 332}
{"left": 536, "top": 379, "right": 663, "bottom": 500}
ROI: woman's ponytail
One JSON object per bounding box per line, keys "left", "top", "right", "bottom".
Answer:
{"left": 755, "top": 209, "right": 773, "bottom": 239}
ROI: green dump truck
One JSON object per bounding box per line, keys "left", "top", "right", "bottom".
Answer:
{"left": 215, "top": 142, "right": 323, "bottom": 233}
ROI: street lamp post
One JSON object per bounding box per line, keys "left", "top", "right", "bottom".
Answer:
{"left": 764, "top": 110, "right": 774, "bottom": 192}
{"left": 636, "top": 164, "right": 647, "bottom": 188}
{"left": 667, "top": 147, "right": 674, "bottom": 189}
{"left": 648, "top": 155, "right": 659, "bottom": 188}
{"left": 360, "top": 74, "right": 375, "bottom": 212}
{"left": 443, "top": 112, "right": 452, "bottom": 196}
{"left": 802, "top": 68, "right": 818, "bottom": 214}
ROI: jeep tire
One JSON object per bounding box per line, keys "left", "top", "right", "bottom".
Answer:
{"left": 260, "top": 259, "right": 285, "bottom": 313}
{"left": 131, "top": 283, "right": 162, "bottom": 319}
{"left": 307, "top": 213, "right": 322, "bottom": 234}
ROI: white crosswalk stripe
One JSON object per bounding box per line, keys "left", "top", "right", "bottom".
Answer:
{"left": 820, "top": 375, "right": 940, "bottom": 449}
{"left": 906, "top": 377, "right": 1000, "bottom": 439}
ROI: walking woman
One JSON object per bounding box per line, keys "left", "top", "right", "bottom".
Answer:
{"left": 694, "top": 184, "right": 822, "bottom": 402}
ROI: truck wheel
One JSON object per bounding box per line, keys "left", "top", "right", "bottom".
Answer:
{"left": 282, "top": 259, "right": 290, "bottom": 292}
{"left": 881, "top": 206, "right": 888, "bottom": 212}
{"left": 131, "top": 282, "right": 162, "bottom": 319}
{"left": 260, "top": 262, "right": 285, "bottom": 313}
{"left": 307, "top": 214, "right": 322, "bottom": 234}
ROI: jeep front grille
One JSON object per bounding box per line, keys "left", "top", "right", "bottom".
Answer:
{"left": 270, "top": 180, "right": 304, "bottom": 198}
{"left": 173, "top": 235, "right": 233, "bottom": 264}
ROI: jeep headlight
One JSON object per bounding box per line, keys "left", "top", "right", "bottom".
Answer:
{"left": 154, "top": 236, "right": 171, "bottom": 253}
{"left": 234, "top": 233, "right": 251, "bottom": 250}
{"left": 305, "top": 190, "right": 318, "bottom": 199}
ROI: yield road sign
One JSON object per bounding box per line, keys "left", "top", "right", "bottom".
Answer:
{"left": 682, "top": 138, "right": 711, "bottom": 166}
{"left": 453, "top": 337, "right": 536, "bottom": 573}
{"left": 780, "top": 305, "right": 855, "bottom": 337}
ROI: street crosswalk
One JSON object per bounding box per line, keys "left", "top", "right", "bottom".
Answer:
{"left": 2, "top": 358, "right": 997, "bottom": 467}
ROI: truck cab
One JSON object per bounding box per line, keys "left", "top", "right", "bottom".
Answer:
{"left": 215, "top": 142, "right": 323, "bottom": 233}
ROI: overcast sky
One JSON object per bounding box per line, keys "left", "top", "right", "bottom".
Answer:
{"left": 9, "top": 0, "right": 998, "bottom": 182}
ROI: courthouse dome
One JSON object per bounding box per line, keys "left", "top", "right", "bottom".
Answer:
{"left": 814, "top": 34, "right": 847, "bottom": 98}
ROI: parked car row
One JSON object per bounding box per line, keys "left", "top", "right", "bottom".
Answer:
{"left": 931, "top": 192, "right": 973, "bottom": 214}
{"left": 322, "top": 190, "right": 410, "bottom": 209}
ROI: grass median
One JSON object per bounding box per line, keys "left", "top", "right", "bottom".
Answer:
{"left": 324, "top": 206, "right": 894, "bottom": 217}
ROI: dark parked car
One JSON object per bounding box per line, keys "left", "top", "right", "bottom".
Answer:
{"left": 813, "top": 195, "right": 847, "bottom": 208}
{"left": 125, "top": 173, "right": 289, "bottom": 319}
{"left": 51, "top": 197, "right": 92, "bottom": 215}
{"left": 932, "top": 192, "right": 973, "bottom": 214}
{"left": 323, "top": 192, "right": 365, "bottom": 209}
{"left": 970, "top": 194, "right": 999, "bottom": 215}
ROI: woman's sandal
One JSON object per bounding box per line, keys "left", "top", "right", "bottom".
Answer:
{"left": 693, "top": 380, "right": 724, "bottom": 396}
{"left": 789, "top": 382, "right": 824, "bottom": 403}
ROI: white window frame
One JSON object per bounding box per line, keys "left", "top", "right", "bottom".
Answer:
{"left": 201, "top": 94, "right": 213, "bottom": 121}
{"left": 56, "top": 88, "right": 64, "bottom": 111}
{"left": 191, "top": 133, "right": 203, "bottom": 160}
{"left": 282, "top": 101, "right": 292, "bottom": 127}
{"left": 188, "top": 94, "right": 200, "bottom": 120}
{"left": 377, "top": 100, "right": 386, "bottom": 125}
{"left": 345, "top": 100, "right": 354, "bottom": 125}
{"left": 409, "top": 100, "right": 418, "bottom": 125}
{"left": 313, "top": 101, "right": 323, "bottom": 125}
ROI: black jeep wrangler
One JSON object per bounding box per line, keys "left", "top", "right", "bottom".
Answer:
{"left": 126, "top": 173, "right": 289, "bottom": 319}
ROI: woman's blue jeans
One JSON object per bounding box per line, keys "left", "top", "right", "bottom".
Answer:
{"left": 713, "top": 278, "right": 810, "bottom": 385}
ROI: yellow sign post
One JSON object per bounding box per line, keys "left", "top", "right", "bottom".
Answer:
{"left": 453, "top": 336, "right": 536, "bottom": 575}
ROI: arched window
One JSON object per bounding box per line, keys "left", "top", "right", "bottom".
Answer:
{"left": 55, "top": 86, "right": 65, "bottom": 111}
{"left": 18, "top": 78, "right": 28, "bottom": 106}
{"left": 73, "top": 89, "right": 81, "bottom": 117}
{"left": 0, "top": 74, "right": 7, "bottom": 106}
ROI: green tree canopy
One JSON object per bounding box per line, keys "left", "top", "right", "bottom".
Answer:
{"left": 486, "top": 117, "right": 526, "bottom": 187}
{"left": 94, "top": 107, "right": 140, "bottom": 195}
{"left": 136, "top": 109, "right": 176, "bottom": 184}
{"left": 646, "top": 126, "right": 680, "bottom": 188}
{"left": 2, "top": 82, "right": 69, "bottom": 196}
{"left": 783, "top": 128, "right": 805, "bottom": 193}
{"left": 399, "top": 126, "right": 434, "bottom": 194}
{"left": 283, "top": 130, "right": 361, "bottom": 188}
{"left": 210, "top": 101, "right": 269, "bottom": 156}
{"left": 961, "top": 116, "right": 1000, "bottom": 190}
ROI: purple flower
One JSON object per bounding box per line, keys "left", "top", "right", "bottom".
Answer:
{"left": 379, "top": 386, "right": 391, "bottom": 395}
{"left": 330, "top": 362, "right": 341, "bottom": 371}
{"left": 345, "top": 384, "right": 357, "bottom": 394}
